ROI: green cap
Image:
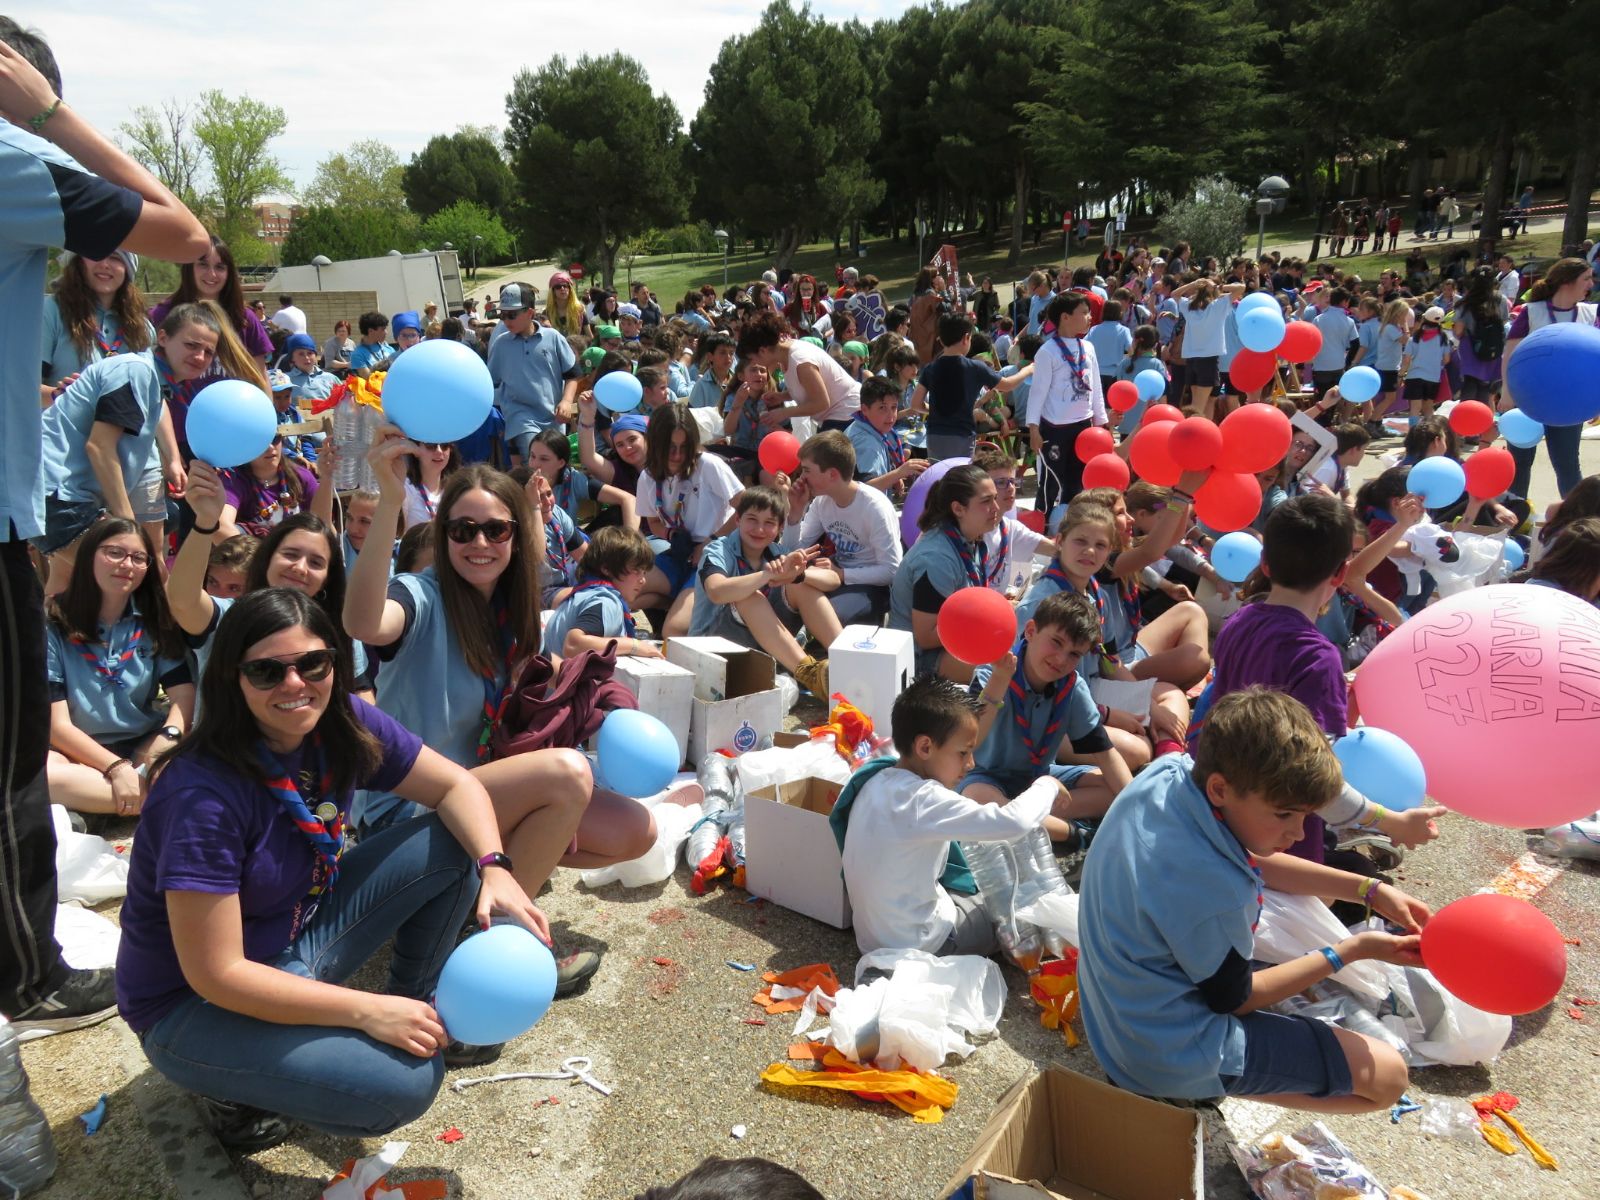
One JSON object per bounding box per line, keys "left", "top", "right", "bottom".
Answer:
{"left": 802, "top": 336, "right": 825, "bottom": 348}
{"left": 580, "top": 346, "right": 606, "bottom": 369}
{"left": 843, "top": 340, "right": 870, "bottom": 358}
{"left": 595, "top": 323, "right": 623, "bottom": 339}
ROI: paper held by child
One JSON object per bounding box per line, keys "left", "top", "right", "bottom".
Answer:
{"left": 1088, "top": 677, "right": 1155, "bottom": 724}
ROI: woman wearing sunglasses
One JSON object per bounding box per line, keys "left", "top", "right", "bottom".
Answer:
{"left": 117, "top": 587, "right": 546, "bottom": 1152}
{"left": 45, "top": 518, "right": 193, "bottom": 818}
{"left": 544, "top": 271, "right": 587, "bottom": 337}
{"left": 346, "top": 434, "right": 655, "bottom": 1003}
{"left": 402, "top": 439, "right": 461, "bottom": 530}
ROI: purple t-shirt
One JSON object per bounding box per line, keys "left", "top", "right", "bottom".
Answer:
{"left": 115, "top": 698, "right": 423, "bottom": 1033}
{"left": 148, "top": 301, "right": 275, "bottom": 456}
{"left": 220, "top": 463, "right": 318, "bottom": 536}
{"left": 149, "top": 299, "right": 275, "bottom": 359}
{"left": 1210, "top": 601, "right": 1348, "bottom": 736}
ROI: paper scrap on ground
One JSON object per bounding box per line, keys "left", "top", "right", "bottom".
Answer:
{"left": 760, "top": 1045, "right": 957, "bottom": 1122}
{"left": 78, "top": 1093, "right": 107, "bottom": 1135}
{"left": 753, "top": 963, "right": 840, "bottom": 1014}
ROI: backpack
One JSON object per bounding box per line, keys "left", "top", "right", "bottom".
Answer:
{"left": 1465, "top": 308, "right": 1505, "bottom": 361}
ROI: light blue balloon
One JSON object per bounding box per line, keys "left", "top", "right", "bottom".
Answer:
{"left": 595, "top": 371, "right": 644, "bottom": 413}
{"left": 1237, "top": 306, "right": 1287, "bottom": 354}
{"left": 1334, "top": 727, "right": 1427, "bottom": 812}
{"left": 1406, "top": 456, "right": 1466, "bottom": 508}
{"left": 1339, "top": 365, "right": 1381, "bottom": 404}
{"left": 1502, "top": 539, "right": 1526, "bottom": 571}
{"left": 1209, "top": 531, "right": 1263, "bottom": 583}
{"left": 435, "top": 925, "right": 557, "bottom": 1045}
{"left": 185, "top": 379, "right": 278, "bottom": 468}
{"left": 1237, "top": 291, "right": 1281, "bottom": 315}
{"left": 382, "top": 338, "right": 493, "bottom": 443}
{"left": 1497, "top": 407, "right": 1544, "bottom": 448}
{"left": 597, "top": 708, "right": 679, "bottom": 795}
{"left": 1134, "top": 369, "right": 1167, "bottom": 402}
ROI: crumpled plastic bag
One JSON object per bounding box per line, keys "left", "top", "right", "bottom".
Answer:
{"left": 1540, "top": 813, "right": 1600, "bottom": 860}
{"left": 734, "top": 735, "right": 851, "bottom": 798}
{"left": 1253, "top": 890, "right": 1393, "bottom": 1005}
{"left": 1381, "top": 963, "right": 1511, "bottom": 1068}
{"left": 1014, "top": 891, "right": 1080, "bottom": 949}
{"left": 55, "top": 903, "right": 119, "bottom": 970}
{"left": 52, "top": 805, "right": 129, "bottom": 904}
{"left": 759, "top": 1045, "right": 957, "bottom": 1123}
{"left": 1420, "top": 1097, "right": 1481, "bottom": 1141}
{"left": 1231, "top": 1122, "right": 1386, "bottom": 1200}
{"left": 579, "top": 798, "right": 703, "bottom": 889}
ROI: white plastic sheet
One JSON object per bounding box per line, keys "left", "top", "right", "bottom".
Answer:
{"left": 1014, "top": 892, "right": 1081, "bottom": 949}
{"left": 55, "top": 904, "right": 119, "bottom": 970}
{"left": 51, "top": 805, "right": 128, "bottom": 904}
{"left": 734, "top": 736, "right": 851, "bottom": 798}
{"left": 579, "top": 783, "right": 704, "bottom": 888}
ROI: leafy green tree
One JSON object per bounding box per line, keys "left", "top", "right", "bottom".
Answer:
{"left": 421, "top": 201, "right": 513, "bottom": 278}
{"left": 402, "top": 130, "right": 516, "bottom": 219}
{"left": 691, "top": 1, "right": 881, "bottom": 268}
{"left": 504, "top": 53, "right": 686, "bottom": 288}
{"left": 303, "top": 139, "right": 406, "bottom": 211}
{"left": 192, "top": 90, "right": 292, "bottom": 249}
{"left": 119, "top": 99, "right": 204, "bottom": 211}
{"left": 1156, "top": 176, "right": 1250, "bottom": 262}
{"left": 280, "top": 206, "right": 421, "bottom": 265}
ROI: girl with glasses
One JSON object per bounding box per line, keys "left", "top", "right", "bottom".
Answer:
{"left": 45, "top": 518, "right": 192, "bottom": 818}
{"left": 544, "top": 271, "right": 587, "bottom": 337}
{"left": 117, "top": 587, "right": 547, "bottom": 1152}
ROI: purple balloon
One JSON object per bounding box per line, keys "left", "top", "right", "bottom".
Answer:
{"left": 900, "top": 456, "right": 969, "bottom": 547}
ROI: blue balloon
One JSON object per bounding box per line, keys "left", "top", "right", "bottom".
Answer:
{"left": 1406, "top": 456, "right": 1466, "bottom": 508}
{"left": 1237, "top": 307, "right": 1287, "bottom": 354}
{"left": 435, "top": 925, "right": 557, "bottom": 1046}
{"left": 1334, "top": 727, "right": 1427, "bottom": 812}
{"left": 382, "top": 339, "right": 493, "bottom": 443}
{"left": 1210, "top": 531, "right": 1263, "bottom": 583}
{"left": 1503, "top": 322, "right": 1600, "bottom": 427}
{"left": 1502, "top": 539, "right": 1526, "bottom": 571}
{"left": 597, "top": 708, "right": 679, "bottom": 796}
{"left": 595, "top": 371, "right": 644, "bottom": 413}
{"left": 1497, "top": 406, "right": 1545, "bottom": 448}
{"left": 1338, "top": 365, "right": 1381, "bottom": 404}
{"left": 1134, "top": 369, "right": 1167, "bottom": 402}
{"left": 1237, "top": 291, "right": 1281, "bottom": 315}
{"left": 185, "top": 379, "right": 277, "bottom": 468}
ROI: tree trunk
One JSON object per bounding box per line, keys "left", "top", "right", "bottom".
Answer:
{"left": 1479, "top": 121, "right": 1514, "bottom": 260}
{"left": 1406, "top": 146, "right": 1428, "bottom": 213}
{"left": 774, "top": 226, "right": 802, "bottom": 271}
{"left": 1562, "top": 135, "right": 1597, "bottom": 253}
{"left": 1008, "top": 160, "right": 1027, "bottom": 266}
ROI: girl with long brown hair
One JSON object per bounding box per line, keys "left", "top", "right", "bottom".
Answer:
{"left": 149, "top": 234, "right": 274, "bottom": 363}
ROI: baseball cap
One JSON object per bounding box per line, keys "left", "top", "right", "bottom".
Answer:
{"left": 499, "top": 283, "right": 535, "bottom": 313}
{"left": 267, "top": 369, "right": 292, "bottom": 392}
{"left": 1423, "top": 306, "right": 1446, "bottom": 322}
{"left": 391, "top": 310, "right": 422, "bottom": 334}
{"left": 617, "top": 302, "right": 642, "bottom": 320}
{"left": 1151, "top": 257, "right": 1166, "bottom": 266}
{"left": 580, "top": 346, "right": 606, "bottom": 370}
{"left": 285, "top": 332, "right": 318, "bottom": 353}
{"left": 611, "top": 414, "right": 648, "bottom": 437}
{"left": 595, "top": 323, "right": 623, "bottom": 340}
{"left": 762, "top": 270, "right": 778, "bottom": 285}
{"left": 842, "top": 341, "right": 869, "bottom": 358}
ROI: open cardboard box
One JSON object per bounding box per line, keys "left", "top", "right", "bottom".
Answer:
{"left": 744, "top": 773, "right": 850, "bottom": 929}
{"left": 943, "top": 1067, "right": 1203, "bottom": 1200}
{"left": 664, "top": 636, "right": 783, "bottom": 759}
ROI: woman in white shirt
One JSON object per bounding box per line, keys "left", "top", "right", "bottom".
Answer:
{"left": 1025, "top": 293, "right": 1109, "bottom": 516}
{"left": 1169, "top": 277, "right": 1244, "bottom": 419}
{"left": 737, "top": 311, "right": 861, "bottom": 431}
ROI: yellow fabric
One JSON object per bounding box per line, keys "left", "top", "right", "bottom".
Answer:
{"left": 346, "top": 371, "right": 386, "bottom": 411}
{"left": 1496, "top": 1111, "right": 1558, "bottom": 1170}
{"left": 1479, "top": 1122, "right": 1518, "bottom": 1156}
{"left": 760, "top": 1047, "right": 957, "bottom": 1123}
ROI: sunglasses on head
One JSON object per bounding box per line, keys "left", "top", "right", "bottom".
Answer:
{"left": 239, "top": 649, "right": 336, "bottom": 690}
{"left": 444, "top": 517, "right": 518, "bottom": 545}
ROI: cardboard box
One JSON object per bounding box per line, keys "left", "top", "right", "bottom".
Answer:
{"left": 613, "top": 654, "right": 696, "bottom": 766}
{"left": 744, "top": 775, "right": 851, "bottom": 929}
{"left": 664, "top": 636, "right": 783, "bottom": 760}
{"left": 943, "top": 1067, "right": 1203, "bottom": 1200}
{"left": 827, "top": 625, "right": 914, "bottom": 741}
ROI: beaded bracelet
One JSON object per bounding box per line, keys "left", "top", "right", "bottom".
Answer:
{"left": 101, "top": 757, "right": 131, "bottom": 781}
{"left": 29, "top": 97, "right": 61, "bottom": 133}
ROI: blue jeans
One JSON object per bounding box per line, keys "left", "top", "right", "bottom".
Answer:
{"left": 140, "top": 814, "right": 478, "bottom": 1137}
{"left": 1509, "top": 422, "right": 1584, "bottom": 501}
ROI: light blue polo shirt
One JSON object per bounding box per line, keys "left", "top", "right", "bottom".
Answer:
{"left": 1085, "top": 321, "right": 1132, "bottom": 376}
{"left": 1077, "top": 755, "right": 1259, "bottom": 1099}
{"left": 969, "top": 659, "right": 1100, "bottom": 779}
{"left": 687, "top": 371, "right": 733, "bottom": 411}
{"left": 487, "top": 325, "right": 579, "bottom": 441}
{"left": 1374, "top": 323, "right": 1407, "bottom": 371}
{"left": 1404, "top": 332, "right": 1449, "bottom": 382}
{"left": 1355, "top": 317, "right": 1379, "bottom": 362}
{"left": 347, "top": 341, "right": 393, "bottom": 375}
{"left": 287, "top": 365, "right": 337, "bottom": 405}
{"left": 847, "top": 416, "right": 902, "bottom": 479}
{"left": 1311, "top": 307, "right": 1357, "bottom": 372}
{"left": 2, "top": 124, "right": 143, "bottom": 541}
{"left": 41, "top": 353, "right": 164, "bottom": 505}
{"left": 541, "top": 506, "right": 586, "bottom": 606}
{"left": 690, "top": 531, "right": 781, "bottom": 640}
{"left": 41, "top": 299, "right": 155, "bottom": 384}
{"left": 1177, "top": 297, "right": 1230, "bottom": 358}
{"left": 724, "top": 388, "right": 764, "bottom": 451}
{"left": 543, "top": 580, "right": 633, "bottom": 653}
{"left": 46, "top": 606, "right": 188, "bottom": 743}
{"left": 890, "top": 527, "right": 984, "bottom": 672}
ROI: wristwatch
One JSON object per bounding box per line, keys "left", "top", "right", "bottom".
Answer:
{"left": 476, "top": 851, "right": 514, "bottom": 877}
{"left": 159, "top": 725, "right": 182, "bottom": 742}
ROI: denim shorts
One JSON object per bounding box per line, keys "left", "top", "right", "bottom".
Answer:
{"left": 959, "top": 762, "right": 1093, "bottom": 797}
{"left": 1221, "top": 1011, "right": 1354, "bottom": 1099}
{"left": 35, "top": 496, "right": 103, "bottom": 555}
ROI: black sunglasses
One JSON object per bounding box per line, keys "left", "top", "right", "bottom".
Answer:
{"left": 239, "top": 649, "right": 336, "bottom": 691}
{"left": 444, "top": 517, "right": 518, "bottom": 545}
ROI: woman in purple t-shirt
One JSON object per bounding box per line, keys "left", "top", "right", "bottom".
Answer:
{"left": 148, "top": 234, "right": 274, "bottom": 364}
{"left": 116, "top": 589, "right": 551, "bottom": 1152}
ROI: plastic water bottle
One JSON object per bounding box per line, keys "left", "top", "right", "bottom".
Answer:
{"left": 332, "top": 397, "right": 362, "bottom": 491}
{"left": 959, "top": 838, "right": 1041, "bottom": 965}
{"left": 685, "top": 754, "right": 735, "bottom": 869}
{"left": 0, "top": 1018, "right": 56, "bottom": 1197}
{"left": 725, "top": 795, "right": 747, "bottom": 866}
{"left": 1013, "top": 826, "right": 1070, "bottom": 911}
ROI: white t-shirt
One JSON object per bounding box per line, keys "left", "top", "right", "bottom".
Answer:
{"left": 402, "top": 480, "right": 442, "bottom": 529}
{"left": 637, "top": 451, "right": 743, "bottom": 540}
{"left": 1498, "top": 270, "right": 1522, "bottom": 304}
{"left": 783, "top": 338, "right": 860, "bottom": 422}
{"left": 984, "top": 515, "right": 1052, "bottom": 597}
{"left": 796, "top": 483, "right": 902, "bottom": 586}
{"left": 269, "top": 305, "right": 307, "bottom": 334}
{"left": 1178, "top": 296, "right": 1231, "bottom": 358}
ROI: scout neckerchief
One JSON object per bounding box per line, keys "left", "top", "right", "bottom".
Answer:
{"left": 986, "top": 522, "right": 1010, "bottom": 589}
{"left": 1038, "top": 565, "right": 1117, "bottom": 672}
{"left": 94, "top": 312, "right": 126, "bottom": 359}
{"left": 475, "top": 602, "right": 518, "bottom": 764}
{"left": 733, "top": 537, "right": 777, "bottom": 599}
{"left": 570, "top": 578, "right": 636, "bottom": 638}
{"left": 940, "top": 526, "right": 989, "bottom": 590}
{"left": 850, "top": 412, "right": 907, "bottom": 470}
{"left": 544, "top": 515, "right": 575, "bottom": 586}
{"left": 1051, "top": 335, "right": 1091, "bottom": 397}
{"left": 153, "top": 352, "right": 200, "bottom": 414}
{"left": 414, "top": 480, "right": 437, "bottom": 522}
{"left": 1005, "top": 638, "right": 1075, "bottom": 767}
{"left": 1209, "top": 801, "right": 1265, "bottom": 932}
{"left": 257, "top": 737, "right": 342, "bottom": 938}
{"left": 69, "top": 617, "right": 143, "bottom": 689}
{"left": 553, "top": 468, "right": 583, "bottom": 518}
{"left": 653, "top": 473, "right": 690, "bottom": 534}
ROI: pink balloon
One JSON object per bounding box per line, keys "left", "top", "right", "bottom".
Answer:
{"left": 1351, "top": 584, "right": 1600, "bottom": 827}
{"left": 899, "top": 456, "right": 969, "bottom": 547}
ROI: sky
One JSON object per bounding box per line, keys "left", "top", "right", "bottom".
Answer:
{"left": 16, "top": 1, "right": 921, "bottom": 196}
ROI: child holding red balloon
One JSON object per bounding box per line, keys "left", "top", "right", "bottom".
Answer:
{"left": 1078, "top": 687, "right": 1428, "bottom": 1113}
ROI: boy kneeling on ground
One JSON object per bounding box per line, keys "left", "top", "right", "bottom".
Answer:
{"left": 1079, "top": 687, "right": 1428, "bottom": 1113}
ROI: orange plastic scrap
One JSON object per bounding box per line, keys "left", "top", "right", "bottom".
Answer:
{"left": 760, "top": 1046, "right": 958, "bottom": 1123}
{"left": 752, "top": 963, "right": 839, "bottom": 1014}
{"left": 1479, "top": 1123, "right": 1518, "bottom": 1156}
{"left": 1496, "top": 1111, "right": 1558, "bottom": 1170}
{"left": 326, "top": 1158, "right": 448, "bottom": 1200}
{"left": 1472, "top": 1093, "right": 1557, "bottom": 1169}
{"left": 1029, "top": 956, "right": 1081, "bottom": 1047}
{"left": 811, "top": 696, "right": 875, "bottom": 761}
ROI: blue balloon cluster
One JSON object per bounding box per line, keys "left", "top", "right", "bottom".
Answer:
{"left": 1237, "top": 291, "right": 1281, "bottom": 316}
{"left": 597, "top": 708, "right": 679, "bottom": 796}
{"left": 1209, "top": 531, "right": 1263, "bottom": 583}
{"left": 1333, "top": 727, "right": 1427, "bottom": 812}
{"left": 434, "top": 924, "right": 557, "bottom": 1045}
{"left": 1237, "top": 306, "right": 1286, "bottom": 353}
{"left": 185, "top": 379, "right": 278, "bottom": 468}
{"left": 1407, "top": 456, "right": 1466, "bottom": 508}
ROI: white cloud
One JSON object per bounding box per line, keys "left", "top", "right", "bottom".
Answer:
{"left": 14, "top": 0, "right": 918, "bottom": 188}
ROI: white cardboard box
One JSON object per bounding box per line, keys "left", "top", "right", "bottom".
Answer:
{"left": 612, "top": 655, "right": 696, "bottom": 766}
{"left": 827, "top": 625, "right": 914, "bottom": 741}
{"left": 664, "top": 636, "right": 783, "bottom": 760}
{"left": 745, "top": 775, "right": 851, "bottom": 929}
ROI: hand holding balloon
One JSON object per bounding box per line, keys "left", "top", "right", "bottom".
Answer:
{"left": 184, "top": 461, "right": 227, "bottom": 528}
{"left": 360, "top": 994, "right": 447, "bottom": 1059}
{"left": 474, "top": 865, "right": 550, "bottom": 943}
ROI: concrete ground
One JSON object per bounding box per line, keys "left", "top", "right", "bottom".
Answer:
{"left": 20, "top": 437, "right": 1600, "bottom": 1200}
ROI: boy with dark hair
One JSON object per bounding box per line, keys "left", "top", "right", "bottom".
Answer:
{"left": 790, "top": 431, "right": 902, "bottom": 625}
{"left": 1079, "top": 687, "right": 1429, "bottom": 1111}
{"left": 1308, "top": 422, "right": 1370, "bottom": 500}
{"left": 910, "top": 313, "right": 1033, "bottom": 461}
{"left": 848, "top": 377, "right": 928, "bottom": 494}
{"left": 835, "top": 675, "right": 1058, "bottom": 955}
{"left": 1309, "top": 288, "right": 1356, "bottom": 399}
{"left": 349, "top": 311, "right": 393, "bottom": 377}
{"left": 543, "top": 525, "right": 661, "bottom": 659}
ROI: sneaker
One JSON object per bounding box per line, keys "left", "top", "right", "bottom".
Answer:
{"left": 443, "top": 1039, "right": 503, "bottom": 1068}
{"left": 194, "top": 1096, "right": 293, "bottom": 1154}
{"left": 7, "top": 967, "right": 117, "bottom": 1041}
{"left": 793, "top": 655, "right": 829, "bottom": 698}
{"left": 554, "top": 948, "right": 602, "bottom": 997}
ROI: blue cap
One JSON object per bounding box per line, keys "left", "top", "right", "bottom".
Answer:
{"left": 391, "top": 310, "right": 422, "bottom": 334}
{"left": 611, "top": 414, "right": 648, "bottom": 437}
{"left": 285, "top": 332, "right": 318, "bottom": 353}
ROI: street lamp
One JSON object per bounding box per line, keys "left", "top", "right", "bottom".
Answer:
{"left": 713, "top": 228, "right": 729, "bottom": 286}
{"left": 1255, "top": 175, "right": 1291, "bottom": 259}
{"left": 310, "top": 254, "right": 331, "bottom": 289}
{"left": 472, "top": 234, "right": 484, "bottom": 280}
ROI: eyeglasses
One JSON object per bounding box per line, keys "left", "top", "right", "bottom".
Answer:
{"left": 444, "top": 517, "right": 518, "bottom": 545}
{"left": 553, "top": 284, "right": 570, "bottom": 291}
{"left": 99, "top": 545, "right": 151, "bottom": 567}
{"left": 992, "top": 477, "right": 1019, "bottom": 491}
{"left": 239, "top": 649, "right": 336, "bottom": 690}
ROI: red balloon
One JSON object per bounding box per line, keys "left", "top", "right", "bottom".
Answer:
{"left": 937, "top": 586, "right": 1017, "bottom": 666}
{"left": 1194, "top": 471, "right": 1263, "bottom": 532}
{"left": 757, "top": 431, "right": 801, "bottom": 476}
{"left": 1226, "top": 349, "right": 1278, "bottom": 394}
{"left": 1106, "top": 379, "right": 1140, "bottom": 413}
{"left": 1277, "top": 320, "right": 1323, "bottom": 364}
{"left": 1216, "top": 404, "right": 1292, "bottom": 474}
{"left": 1420, "top": 893, "right": 1567, "bottom": 1016}
{"left": 1168, "top": 417, "right": 1223, "bottom": 471}
{"left": 1128, "top": 423, "right": 1182, "bottom": 486}
{"left": 1141, "top": 404, "right": 1183, "bottom": 428}
{"left": 1082, "top": 452, "right": 1130, "bottom": 491}
{"left": 1075, "top": 425, "right": 1115, "bottom": 463}
{"left": 1016, "top": 508, "right": 1047, "bottom": 534}
{"left": 1449, "top": 400, "right": 1496, "bottom": 437}
{"left": 1464, "top": 446, "right": 1516, "bottom": 500}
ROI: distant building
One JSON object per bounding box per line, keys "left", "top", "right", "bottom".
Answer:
{"left": 254, "top": 201, "right": 300, "bottom": 245}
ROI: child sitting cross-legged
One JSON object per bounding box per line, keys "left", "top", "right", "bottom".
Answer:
{"left": 1079, "top": 687, "right": 1429, "bottom": 1112}
{"left": 542, "top": 525, "right": 662, "bottom": 659}
{"left": 835, "top": 675, "right": 1058, "bottom": 956}
{"left": 961, "top": 591, "right": 1133, "bottom": 850}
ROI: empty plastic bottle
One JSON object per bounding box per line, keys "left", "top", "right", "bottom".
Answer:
{"left": 332, "top": 397, "right": 363, "bottom": 491}
{"left": 0, "top": 1018, "right": 56, "bottom": 1197}
{"left": 685, "top": 754, "right": 736, "bottom": 869}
